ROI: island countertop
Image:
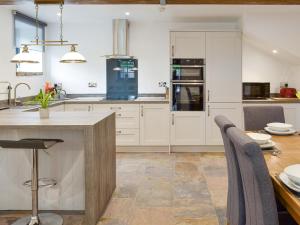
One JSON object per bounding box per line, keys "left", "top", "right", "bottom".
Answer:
{"left": 0, "top": 111, "right": 114, "bottom": 128}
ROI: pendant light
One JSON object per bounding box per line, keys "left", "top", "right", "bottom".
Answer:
{"left": 10, "top": 45, "right": 39, "bottom": 64}
{"left": 11, "top": 1, "right": 86, "bottom": 64}
{"left": 60, "top": 45, "right": 86, "bottom": 63}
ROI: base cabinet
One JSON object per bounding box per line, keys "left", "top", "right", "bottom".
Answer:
{"left": 65, "top": 104, "right": 93, "bottom": 112}
{"left": 170, "top": 112, "right": 205, "bottom": 145}
{"left": 140, "top": 104, "right": 170, "bottom": 145}
{"left": 206, "top": 103, "right": 242, "bottom": 145}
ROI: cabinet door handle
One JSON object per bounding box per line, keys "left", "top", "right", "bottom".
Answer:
{"left": 171, "top": 45, "right": 175, "bottom": 57}
{"left": 116, "top": 130, "right": 122, "bottom": 134}
{"left": 116, "top": 113, "right": 122, "bottom": 117}
{"left": 141, "top": 105, "right": 144, "bottom": 117}
{"left": 88, "top": 105, "right": 91, "bottom": 111}
{"left": 207, "top": 90, "right": 210, "bottom": 102}
{"left": 172, "top": 114, "right": 175, "bottom": 125}
{"left": 208, "top": 105, "right": 210, "bottom": 117}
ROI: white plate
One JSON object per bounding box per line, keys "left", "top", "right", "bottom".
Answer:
{"left": 247, "top": 132, "right": 272, "bottom": 145}
{"left": 284, "top": 164, "right": 300, "bottom": 186}
{"left": 264, "top": 127, "right": 297, "bottom": 135}
{"left": 267, "top": 122, "right": 293, "bottom": 132}
{"left": 279, "top": 172, "right": 300, "bottom": 193}
{"left": 260, "top": 140, "right": 276, "bottom": 149}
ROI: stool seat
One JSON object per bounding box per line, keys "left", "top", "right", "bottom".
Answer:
{"left": 0, "top": 139, "right": 63, "bottom": 149}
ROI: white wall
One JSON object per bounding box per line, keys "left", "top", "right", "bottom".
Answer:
{"left": 0, "top": 8, "right": 46, "bottom": 101}
{"left": 46, "top": 20, "right": 238, "bottom": 94}
{"left": 242, "top": 40, "right": 295, "bottom": 93}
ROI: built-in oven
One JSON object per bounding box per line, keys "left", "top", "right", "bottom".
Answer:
{"left": 243, "top": 82, "right": 270, "bottom": 100}
{"left": 172, "top": 82, "right": 204, "bottom": 111}
{"left": 171, "top": 58, "right": 205, "bottom": 82}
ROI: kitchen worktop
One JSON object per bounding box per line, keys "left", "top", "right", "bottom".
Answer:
{"left": 0, "top": 111, "right": 113, "bottom": 127}
{"left": 243, "top": 98, "right": 300, "bottom": 104}
{"left": 65, "top": 96, "right": 169, "bottom": 104}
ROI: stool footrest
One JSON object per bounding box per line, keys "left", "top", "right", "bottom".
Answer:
{"left": 23, "top": 178, "right": 57, "bottom": 188}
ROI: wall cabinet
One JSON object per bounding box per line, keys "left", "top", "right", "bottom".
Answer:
{"left": 206, "top": 32, "right": 242, "bottom": 103}
{"left": 140, "top": 104, "right": 170, "bottom": 146}
{"left": 170, "top": 112, "right": 205, "bottom": 145}
{"left": 170, "top": 32, "right": 206, "bottom": 58}
{"left": 206, "top": 103, "right": 242, "bottom": 145}
{"left": 64, "top": 104, "right": 92, "bottom": 112}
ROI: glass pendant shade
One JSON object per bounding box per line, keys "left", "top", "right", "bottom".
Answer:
{"left": 60, "top": 45, "right": 87, "bottom": 63}
{"left": 10, "top": 45, "right": 40, "bottom": 64}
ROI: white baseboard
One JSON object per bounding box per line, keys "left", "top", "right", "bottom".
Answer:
{"left": 116, "top": 145, "right": 224, "bottom": 153}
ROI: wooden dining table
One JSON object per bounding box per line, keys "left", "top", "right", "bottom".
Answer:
{"left": 263, "top": 134, "right": 300, "bottom": 224}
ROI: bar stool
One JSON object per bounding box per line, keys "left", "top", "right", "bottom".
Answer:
{"left": 0, "top": 138, "right": 64, "bottom": 225}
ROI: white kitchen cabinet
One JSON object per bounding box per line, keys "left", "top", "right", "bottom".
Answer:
{"left": 206, "top": 103, "right": 242, "bottom": 145}
{"left": 170, "top": 32, "right": 206, "bottom": 58}
{"left": 170, "top": 112, "right": 205, "bottom": 145}
{"left": 49, "top": 104, "right": 65, "bottom": 112}
{"left": 116, "top": 129, "right": 140, "bottom": 146}
{"left": 93, "top": 104, "right": 140, "bottom": 129}
{"left": 206, "top": 32, "right": 242, "bottom": 103}
{"left": 140, "top": 104, "right": 170, "bottom": 146}
{"left": 64, "top": 104, "right": 93, "bottom": 112}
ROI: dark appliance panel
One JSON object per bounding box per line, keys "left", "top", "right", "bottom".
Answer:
{"left": 171, "top": 58, "right": 205, "bottom": 82}
{"left": 242, "top": 82, "right": 270, "bottom": 100}
{"left": 172, "top": 82, "right": 204, "bottom": 111}
{"left": 106, "top": 58, "right": 138, "bottom": 100}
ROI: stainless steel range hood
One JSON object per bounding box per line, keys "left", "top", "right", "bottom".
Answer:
{"left": 106, "top": 19, "right": 134, "bottom": 59}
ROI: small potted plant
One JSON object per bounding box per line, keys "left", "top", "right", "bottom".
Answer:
{"left": 34, "top": 89, "right": 53, "bottom": 119}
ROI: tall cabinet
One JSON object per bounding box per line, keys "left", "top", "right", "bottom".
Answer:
{"left": 170, "top": 31, "right": 242, "bottom": 147}
{"left": 205, "top": 32, "right": 242, "bottom": 145}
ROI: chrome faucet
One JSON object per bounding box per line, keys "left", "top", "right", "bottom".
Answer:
{"left": 14, "top": 82, "right": 31, "bottom": 106}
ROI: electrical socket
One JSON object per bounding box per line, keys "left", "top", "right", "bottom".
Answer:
{"left": 158, "top": 81, "right": 167, "bottom": 87}
{"left": 88, "top": 82, "right": 97, "bottom": 88}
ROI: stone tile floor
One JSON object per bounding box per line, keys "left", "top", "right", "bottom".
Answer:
{"left": 0, "top": 153, "right": 228, "bottom": 225}
{"left": 99, "top": 152, "right": 228, "bottom": 225}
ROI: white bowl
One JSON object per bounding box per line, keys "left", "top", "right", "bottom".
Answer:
{"left": 247, "top": 132, "right": 272, "bottom": 145}
{"left": 284, "top": 164, "right": 300, "bottom": 186}
{"left": 267, "top": 123, "right": 293, "bottom": 132}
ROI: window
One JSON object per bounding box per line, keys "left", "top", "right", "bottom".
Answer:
{"left": 13, "top": 11, "right": 46, "bottom": 76}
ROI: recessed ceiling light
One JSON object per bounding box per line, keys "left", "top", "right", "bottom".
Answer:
{"left": 125, "top": 12, "right": 130, "bottom": 16}
{"left": 272, "top": 49, "right": 278, "bottom": 54}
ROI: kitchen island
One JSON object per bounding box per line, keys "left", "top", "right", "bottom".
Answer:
{"left": 0, "top": 111, "right": 116, "bottom": 225}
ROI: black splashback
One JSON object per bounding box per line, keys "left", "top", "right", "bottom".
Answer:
{"left": 106, "top": 58, "right": 138, "bottom": 100}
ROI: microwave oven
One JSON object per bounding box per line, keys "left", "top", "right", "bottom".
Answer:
{"left": 243, "top": 82, "right": 270, "bottom": 100}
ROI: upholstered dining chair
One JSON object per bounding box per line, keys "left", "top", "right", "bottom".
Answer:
{"left": 243, "top": 106, "right": 285, "bottom": 131}
{"left": 215, "top": 115, "right": 245, "bottom": 225}
{"left": 227, "top": 126, "right": 297, "bottom": 225}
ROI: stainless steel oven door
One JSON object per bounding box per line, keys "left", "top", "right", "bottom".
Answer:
{"left": 172, "top": 82, "right": 204, "bottom": 111}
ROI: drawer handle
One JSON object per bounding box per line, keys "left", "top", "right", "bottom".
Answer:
{"left": 116, "top": 130, "right": 122, "bottom": 134}
{"left": 116, "top": 113, "right": 122, "bottom": 117}
{"left": 111, "top": 106, "right": 122, "bottom": 110}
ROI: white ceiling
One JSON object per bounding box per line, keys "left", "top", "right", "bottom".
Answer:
{"left": 2, "top": 4, "right": 300, "bottom": 24}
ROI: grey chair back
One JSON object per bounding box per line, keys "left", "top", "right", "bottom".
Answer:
{"left": 215, "top": 115, "right": 245, "bottom": 225}
{"left": 227, "top": 127, "right": 279, "bottom": 225}
{"left": 243, "top": 106, "right": 285, "bottom": 131}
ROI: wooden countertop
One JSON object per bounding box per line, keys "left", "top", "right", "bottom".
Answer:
{"left": 0, "top": 111, "right": 114, "bottom": 128}
{"left": 243, "top": 98, "right": 300, "bottom": 104}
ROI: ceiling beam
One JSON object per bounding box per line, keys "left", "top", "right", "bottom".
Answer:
{"left": 1, "top": 0, "right": 300, "bottom": 4}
